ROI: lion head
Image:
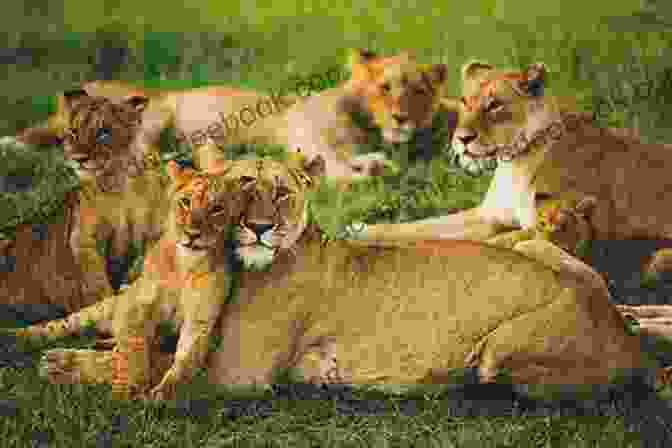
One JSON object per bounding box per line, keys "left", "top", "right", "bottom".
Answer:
{"left": 449, "top": 61, "right": 593, "bottom": 168}
{"left": 58, "top": 89, "right": 151, "bottom": 191}
{"left": 535, "top": 195, "right": 596, "bottom": 255}
{"left": 347, "top": 49, "right": 448, "bottom": 144}
{"left": 169, "top": 151, "right": 326, "bottom": 270}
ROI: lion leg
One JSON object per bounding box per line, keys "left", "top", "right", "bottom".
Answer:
{"left": 72, "top": 204, "right": 115, "bottom": 303}
{"left": 349, "top": 206, "right": 506, "bottom": 242}
{"left": 109, "top": 280, "right": 164, "bottom": 399}
{"left": 293, "top": 336, "right": 350, "bottom": 385}
{"left": 486, "top": 228, "right": 536, "bottom": 250}
{"left": 616, "top": 304, "right": 672, "bottom": 341}
{"left": 40, "top": 349, "right": 116, "bottom": 385}
{"left": 512, "top": 239, "right": 607, "bottom": 293}
{"left": 106, "top": 224, "right": 132, "bottom": 293}
{"left": 468, "top": 284, "right": 644, "bottom": 386}
{"left": 148, "top": 271, "right": 231, "bottom": 400}
{"left": 643, "top": 248, "right": 672, "bottom": 279}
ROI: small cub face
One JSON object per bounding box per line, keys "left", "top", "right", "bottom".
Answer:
{"left": 349, "top": 49, "right": 449, "bottom": 144}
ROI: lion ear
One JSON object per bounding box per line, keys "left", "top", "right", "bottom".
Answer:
{"left": 461, "top": 61, "right": 494, "bottom": 82}
{"left": 123, "top": 95, "right": 150, "bottom": 113}
{"left": 522, "top": 62, "right": 547, "bottom": 97}
{"left": 62, "top": 89, "right": 90, "bottom": 111}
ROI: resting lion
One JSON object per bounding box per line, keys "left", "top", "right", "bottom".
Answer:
{"left": 9, "top": 153, "right": 324, "bottom": 400}
{"left": 7, "top": 152, "right": 651, "bottom": 399}
{"left": 21, "top": 49, "right": 449, "bottom": 183}
{"left": 353, "top": 61, "right": 672, "bottom": 267}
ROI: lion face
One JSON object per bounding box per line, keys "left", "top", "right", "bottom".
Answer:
{"left": 535, "top": 195, "right": 596, "bottom": 255}
{"left": 59, "top": 89, "right": 150, "bottom": 190}
{"left": 181, "top": 152, "right": 325, "bottom": 270}
{"left": 451, "top": 62, "right": 559, "bottom": 164}
{"left": 348, "top": 49, "right": 448, "bottom": 144}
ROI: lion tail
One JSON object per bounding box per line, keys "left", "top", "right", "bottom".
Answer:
{"left": 9, "top": 295, "right": 119, "bottom": 342}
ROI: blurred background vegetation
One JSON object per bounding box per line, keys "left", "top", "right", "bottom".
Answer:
{"left": 2, "top": 0, "right": 672, "bottom": 228}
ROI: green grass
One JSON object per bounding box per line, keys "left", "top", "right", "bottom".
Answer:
{"left": 0, "top": 333, "right": 651, "bottom": 447}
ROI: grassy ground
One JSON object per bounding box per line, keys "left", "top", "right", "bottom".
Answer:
{"left": 3, "top": 0, "right": 672, "bottom": 446}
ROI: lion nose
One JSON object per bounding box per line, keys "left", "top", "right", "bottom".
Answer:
{"left": 392, "top": 114, "right": 409, "bottom": 126}
{"left": 457, "top": 134, "right": 477, "bottom": 146}
{"left": 248, "top": 223, "right": 274, "bottom": 237}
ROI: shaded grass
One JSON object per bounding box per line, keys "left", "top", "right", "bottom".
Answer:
{"left": 0, "top": 332, "right": 654, "bottom": 448}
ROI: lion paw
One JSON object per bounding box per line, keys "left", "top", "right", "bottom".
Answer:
{"left": 40, "top": 348, "right": 115, "bottom": 385}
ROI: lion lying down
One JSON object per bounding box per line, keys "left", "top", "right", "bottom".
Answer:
{"left": 15, "top": 152, "right": 653, "bottom": 399}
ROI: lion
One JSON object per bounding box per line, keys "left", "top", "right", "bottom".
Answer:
{"left": 8, "top": 153, "right": 325, "bottom": 400}
{"left": 20, "top": 49, "right": 449, "bottom": 183}
{"left": 19, "top": 92, "right": 173, "bottom": 305}
{"left": 351, "top": 61, "right": 672, "bottom": 268}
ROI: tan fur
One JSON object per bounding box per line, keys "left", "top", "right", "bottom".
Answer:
{"left": 355, "top": 62, "right": 672, "bottom": 268}
{"left": 21, "top": 93, "right": 171, "bottom": 303}
{"left": 206, "top": 232, "right": 645, "bottom": 390}
{"left": 12, "top": 154, "right": 324, "bottom": 400}
{"left": 22, "top": 50, "right": 447, "bottom": 184}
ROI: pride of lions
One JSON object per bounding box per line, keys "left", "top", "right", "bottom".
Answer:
{"left": 6, "top": 48, "right": 672, "bottom": 398}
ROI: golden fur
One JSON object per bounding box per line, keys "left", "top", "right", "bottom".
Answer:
{"left": 22, "top": 50, "right": 448, "bottom": 183}
{"left": 13, "top": 152, "right": 651, "bottom": 396}
{"left": 354, "top": 61, "right": 672, "bottom": 267}
{"left": 12, "top": 153, "right": 325, "bottom": 400}
{"left": 22, "top": 92, "right": 170, "bottom": 303}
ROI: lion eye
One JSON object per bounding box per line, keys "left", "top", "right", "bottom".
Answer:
{"left": 95, "top": 127, "right": 113, "bottom": 145}
{"left": 381, "top": 83, "right": 391, "bottom": 94}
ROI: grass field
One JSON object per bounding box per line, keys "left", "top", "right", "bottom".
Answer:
{"left": 2, "top": 0, "right": 672, "bottom": 446}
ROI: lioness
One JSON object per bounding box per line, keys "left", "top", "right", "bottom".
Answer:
{"left": 10, "top": 153, "right": 649, "bottom": 400}
{"left": 21, "top": 49, "right": 449, "bottom": 183}
{"left": 10, "top": 153, "right": 325, "bottom": 400}
{"left": 354, "top": 61, "right": 672, "bottom": 261}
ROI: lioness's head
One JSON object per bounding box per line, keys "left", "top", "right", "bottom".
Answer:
{"left": 58, "top": 89, "right": 151, "bottom": 191}
{"left": 347, "top": 49, "right": 448, "bottom": 144}
{"left": 171, "top": 151, "right": 326, "bottom": 270}
{"left": 450, "top": 61, "right": 591, "bottom": 165}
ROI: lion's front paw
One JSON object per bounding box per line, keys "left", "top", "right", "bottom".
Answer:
{"left": 40, "top": 348, "right": 115, "bottom": 385}
{"left": 147, "top": 368, "right": 179, "bottom": 400}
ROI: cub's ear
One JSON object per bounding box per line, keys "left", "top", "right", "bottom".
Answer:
{"left": 461, "top": 60, "right": 494, "bottom": 82}
{"left": 62, "top": 89, "right": 90, "bottom": 110}
{"left": 522, "top": 62, "right": 547, "bottom": 97}
{"left": 304, "top": 154, "right": 326, "bottom": 179}
{"left": 123, "top": 95, "right": 150, "bottom": 113}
